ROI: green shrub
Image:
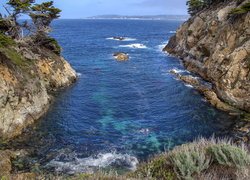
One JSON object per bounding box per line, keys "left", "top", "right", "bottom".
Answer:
{"left": 129, "top": 154, "right": 176, "bottom": 179}
{"left": 45, "top": 37, "right": 62, "bottom": 55}
{"left": 169, "top": 145, "right": 211, "bottom": 179}
{"left": 187, "top": 30, "right": 193, "bottom": 36}
{"left": 229, "top": 2, "right": 250, "bottom": 16}
{"left": 207, "top": 144, "right": 250, "bottom": 168}
{"left": 0, "top": 33, "right": 15, "bottom": 47}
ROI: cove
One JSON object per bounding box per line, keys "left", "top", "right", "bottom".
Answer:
{"left": 12, "top": 20, "right": 237, "bottom": 174}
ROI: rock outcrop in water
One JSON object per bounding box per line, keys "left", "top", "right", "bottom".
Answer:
{"left": 113, "top": 52, "right": 129, "bottom": 61}
{"left": 0, "top": 39, "right": 77, "bottom": 140}
{"left": 164, "top": 0, "right": 250, "bottom": 113}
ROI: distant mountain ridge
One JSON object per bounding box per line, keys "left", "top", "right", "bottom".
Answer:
{"left": 87, "top": 15, "right": 189, "bottom": 20}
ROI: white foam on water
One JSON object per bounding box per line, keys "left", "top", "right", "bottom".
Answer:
{"left": 106, "top": 37, "right": 136, "bottom": 41}
{"left": 47, "top": 152, "right": 139, "bottom": 174}
{"left": 184, "top": 84, "right": 194, "bottom": 88}
{"left": 119, "top": 43, "right": 147, "bottom": 49}
{"left": 77, "top": 72, "right": 82, "bottom": 77}
{"left": 157, "top": 40, "right": 169, "bottom": 52}
{"left": 169, "top": 31, "right": 176, "bottom": 33}
{"left": 170, "top": 68, "right": 187, "bottom": 74}
{"left": 123, "top": 37, "right": 137, "bottom": 41}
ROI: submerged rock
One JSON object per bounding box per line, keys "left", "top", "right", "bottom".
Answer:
{"left": 113, "top": 52, "right": 129, "bottom": 61}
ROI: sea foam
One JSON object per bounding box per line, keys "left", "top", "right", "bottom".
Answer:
{"left": 47, "top": 152, "right": 139, "bottom": 174}
{"left": 119, "top": 43, "right": 147, "bottom": 49}
{"left": 106, "top": 37, "right": 136, "bottom": 41}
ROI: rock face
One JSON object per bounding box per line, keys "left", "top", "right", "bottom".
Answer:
{"left": 170, "top": 70, "right": 239, "bottom": 114}
{"left": 113, "top": 52, "right": 129, "bottom": 61}
{"left": 164, "top": 0, "right": 250, "bottom": 112}
{"left": 0, "top": 43, "right": 76, "bottom": 140}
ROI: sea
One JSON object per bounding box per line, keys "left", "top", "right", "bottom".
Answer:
{"left": 15, "top": 19, "right": 237, "bottom": 174}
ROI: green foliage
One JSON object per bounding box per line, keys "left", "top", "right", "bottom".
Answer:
{"left": 186, "top": 0, "right": 205, "bottom": 16}
{"left": 34, "top": 35, "right": 61, "bottom": 55}
{"left": 169, "top": 145, "right": 211, "bottom": 179}
{"left": 229, "top": 2, "right": 250, "bottom": 15}
{"left": 30, "top": 1, "right": 61, "bottom": 33}
{"left": 7, "top": 0, "right": 34, "bottom": 14}
{"left": 0, "top": 176, "right": 8, "bottom": 180}
{"left": 0, "top": 47, "right": 30, "bottom": 68}
{"left": 0, "top": 33, "right": 15, "bottom": 47}
{"left": 0, "top": 19, "right": 12, "bottom": 33}
{"left": 129, "top": 154, "right": 176, "bottom": 179}
{"left": 207, "top": 144, "right": 250, "bottom": 168}
{"left": 187, "top": 30, "right": 193, "bottom": 36}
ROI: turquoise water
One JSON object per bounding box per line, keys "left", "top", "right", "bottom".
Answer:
{"left": 22, "top": 20, "right": 235, "bottom": 174}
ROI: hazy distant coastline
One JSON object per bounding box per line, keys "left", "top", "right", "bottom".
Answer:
{"left": 86, "top": 15, "right": 189, "bottom": 21}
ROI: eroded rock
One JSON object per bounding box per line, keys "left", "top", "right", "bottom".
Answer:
{"left": 113, "top": 52, "right": 129, "bottom": 61}
{"left": 164, "top": 0, "right": 250, "bottom": 112}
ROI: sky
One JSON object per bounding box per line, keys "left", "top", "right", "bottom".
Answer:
{"left": 0, "top": 0, "right": 188, "bottom": 19}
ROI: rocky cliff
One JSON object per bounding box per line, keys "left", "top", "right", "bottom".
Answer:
{"left": 0, "top": 39, "right": 76, "bottom": 140}
{"left": 164, "top": 0, "right": 250, "bottom": 113}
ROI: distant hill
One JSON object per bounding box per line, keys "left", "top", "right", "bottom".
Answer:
{"left": 86, "top": 15, "right": 189, "bottom": 21}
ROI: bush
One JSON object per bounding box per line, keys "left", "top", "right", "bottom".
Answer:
{"left": 0, "top": 33, "right": 16, "bottom": 47}
{"left": 207, "top": 144, "right": 250, "bottom": 168}
{"left": 44, "top": 37, "right": 61, "bottom": 55}
{"left": 169, "top": 144, "right": 211, "bottom": 179}
{"left": 33, "top": 34, "right": 61, "bottom": 55}
{"left": 128, "top": 154, "right": 176, "bottom": 179}
{"left": 229, "top": 2, "right": 250, "bottom": 16}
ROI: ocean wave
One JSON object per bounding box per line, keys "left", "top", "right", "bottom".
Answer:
{"left": 184, "top": 84, "right": 194, "bottom": 88}
{"left": 157, "top": 41, "right": 168, "bottom": 52}
{"left": 169, "top": 31, "right": 176, "bottom": 33}
{"left": 77, "top": 72, "right": 82, "bottom": 77}
{"left": 47, "top": 152, "right": 139, "bottom": 174}
{"left": 169, "top": 68, "right": 187, "bottom": 74}
{"left": 119, "top": 43, "right": 147, "bottom": 49}
{"left": 106, "top": 37, "right": 136, "bottom": 41}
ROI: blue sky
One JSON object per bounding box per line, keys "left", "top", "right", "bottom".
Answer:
{"left": 0, "top": 0, "right": 188, "bottom": 19}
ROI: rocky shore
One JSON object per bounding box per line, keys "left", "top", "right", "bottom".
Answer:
{"left": 164, "top": 0, "right": 250, "bottom": 113}
{"left": 0, "top": 40, "right": 77, "bottom": 141}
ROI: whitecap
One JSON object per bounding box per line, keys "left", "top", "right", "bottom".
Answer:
{"left": 106, "top": 37, "right": 136, "bottom": 41}
{"left": 169, "top": 68, "right": 187, "bottom": 74}
{"left": 184, "top": 84, "right": 194, "bottom": 88}
{"left": 119, "top": 43, "right": 147, "bottom": 49}
{"left": 47, "top": 152, "right": 139, "bottom": 174}
{"left": 123, "top": 37, "right": 137, "bottom": 41}
{"left": 157, "top": 41, "right": 169, "bottom": 52}
{"left": 76, "top": 72, "right": 82, "bottom": 77}
{"left": 169, "top": 31, "right": 176, "bottom": 33}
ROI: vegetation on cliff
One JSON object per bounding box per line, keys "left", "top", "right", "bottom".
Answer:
{"left": 187, "top": 0, "right": 250, "bottom": 16}
{"left": 0, "top": 1, "right": 76, "bottom": 141}
{"left": 164, "top": 0, "right": 250, "bottom": 112}
{"left": 0, "top": 0, "right": 61, "bottom": 54}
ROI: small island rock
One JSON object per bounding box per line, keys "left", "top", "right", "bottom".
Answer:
{"left": 113, "top": 36, "right": 125, "bottom": 41}
{"left": 113, "top": 52, "right": 129, "bottom": 61}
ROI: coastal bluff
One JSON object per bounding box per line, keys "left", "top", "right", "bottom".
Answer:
{"left": 164, "top": 0, "right": 250, "bottom": 113}
{"left": 0, "top": 39, "right": 76, "bottom": 140}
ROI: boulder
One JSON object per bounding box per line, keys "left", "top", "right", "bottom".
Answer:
{"left": 113, "top": 37, "right": 125, "bottom": 41}
{"left": 113, "top": 52, "right": 129, "bottom": 61}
